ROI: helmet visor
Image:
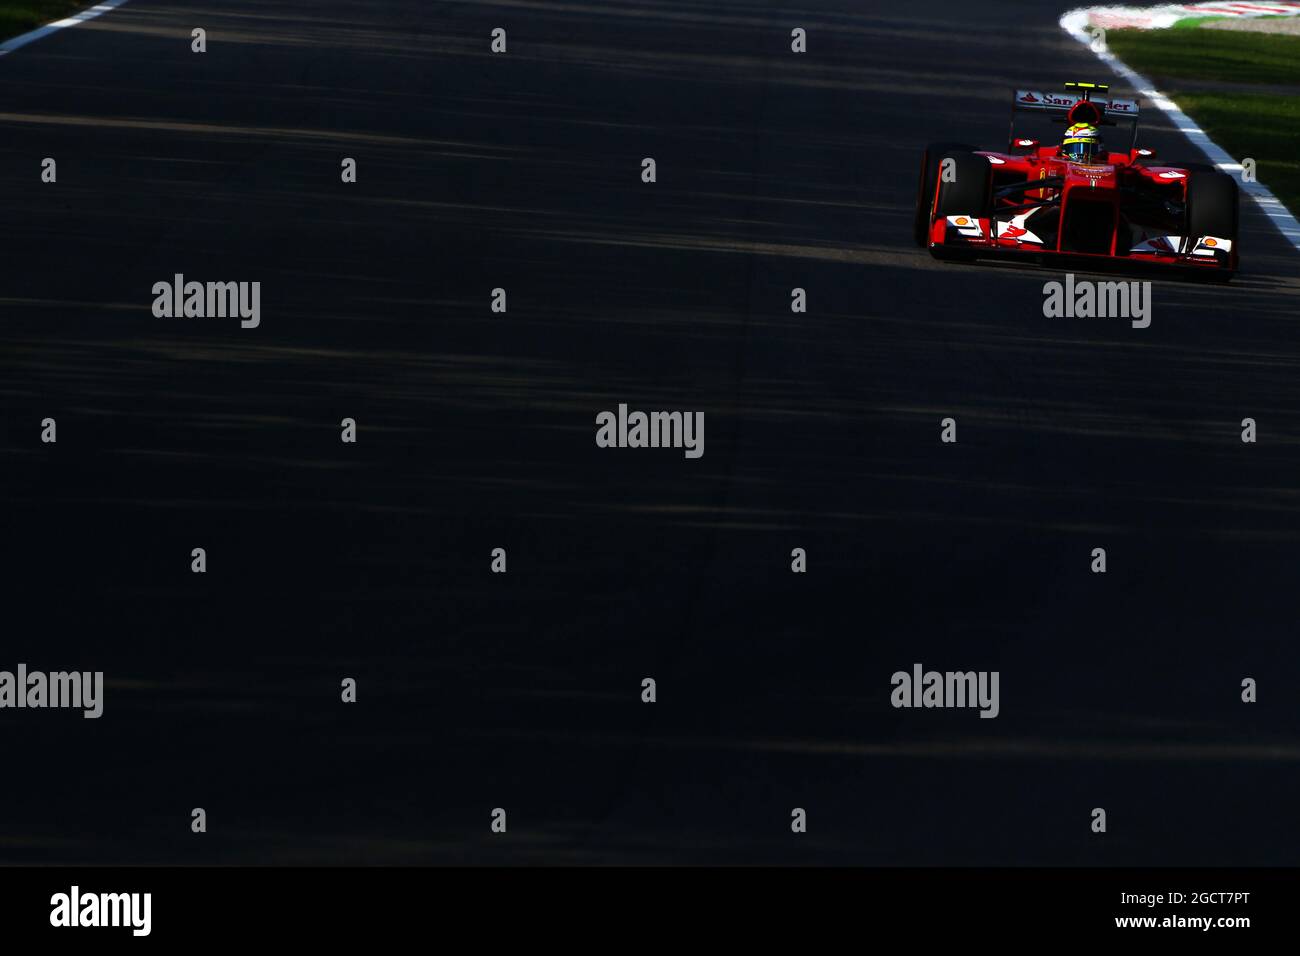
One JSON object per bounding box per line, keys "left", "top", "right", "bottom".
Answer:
{"left": 1062, "top": 140, "right": 1104, "bottom": 163}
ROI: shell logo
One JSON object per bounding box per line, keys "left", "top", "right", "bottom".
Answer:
{"left": 955, "top": 217, "right": 969, "bottom": 226}
{"left": 1204, "top": 238, "right": 1218, "bottom": 247}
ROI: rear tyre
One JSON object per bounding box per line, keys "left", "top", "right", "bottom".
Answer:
{"left": 913, "top": 142, "right": 975, "bottom": 247}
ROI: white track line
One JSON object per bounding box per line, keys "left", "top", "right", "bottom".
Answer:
{"left": 0, "top": 0, "right": 133, "bottom": 59}
{"left": 1060, "top": 11, "right": 1300, "bottom": 252}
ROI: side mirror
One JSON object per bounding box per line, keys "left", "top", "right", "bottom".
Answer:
{"left": 1132, "top": 146, "right": 1156, "bottom": 161}
{"left": 1011, "top": 138, "right": 1039, "bottom": 152}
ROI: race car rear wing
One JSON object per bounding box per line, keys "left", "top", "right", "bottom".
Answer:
{"left": 1009, "top": 82, "right": 1140, "bottom": 151}
{"left": 1011, "top": 90, "right": 1139, "bottom": 124}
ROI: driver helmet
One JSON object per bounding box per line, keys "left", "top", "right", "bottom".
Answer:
{"left": 1061, "top": 122, "right": 1105, "bottom": 163}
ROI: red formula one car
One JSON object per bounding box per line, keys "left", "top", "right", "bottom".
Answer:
{"left": 914, "top": 82, "right": 1239, "bottom": 281}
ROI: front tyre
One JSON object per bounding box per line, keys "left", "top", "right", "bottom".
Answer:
{"left": 929, "top": 151, "right": 992, "bottom": 260}
{"left": 1184, "top": 170, "right": 1238, "bottom": 277}
{"left": 933, "top": 151, "right": 992, "bottom": 220}
{"left": 913, "top": 142, "right": 975, "bottom": 247}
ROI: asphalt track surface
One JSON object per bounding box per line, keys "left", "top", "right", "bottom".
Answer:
{"left": 2, "top": 0, "right": 1299, "bottom": 865}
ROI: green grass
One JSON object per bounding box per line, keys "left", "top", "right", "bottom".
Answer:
{"left": 1105, "top": 26, "right": 1300, "bottom": 86}
{"left": 0, "top": 1, "right": 89, "bottom": 43}
{"left": 1167, "top": 91, "right": 1300, "bottom": 216}
{"left": 1102, "top": 27, "right": 1300, "bottom": 215}
{"left": 1171, "top": 14, "right": 1289, "bottom": 30}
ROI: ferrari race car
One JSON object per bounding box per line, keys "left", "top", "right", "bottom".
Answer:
{"left": 914, "top": 82, "right": 1239, "bottom": 281}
